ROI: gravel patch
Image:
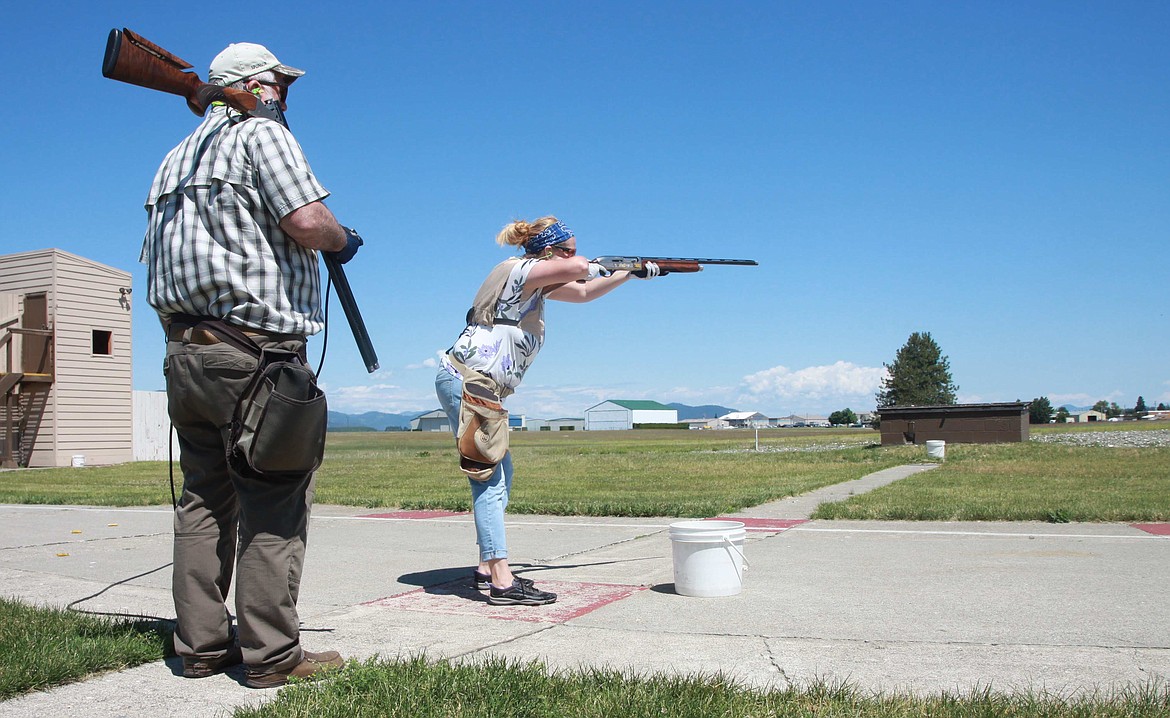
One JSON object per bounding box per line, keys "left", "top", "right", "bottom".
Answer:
{"left": 710, "top": 430, "right": 1170, "bottom": 452}
{"left": 1031, "top": 429, "right": 1170, "bottom": 448}
{"left": 715, "top": 439, "right": 877, "bottom": 454}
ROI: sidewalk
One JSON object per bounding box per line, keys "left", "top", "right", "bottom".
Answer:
{"left": 1, "top": 464, "right": 1167, "bottom": 717}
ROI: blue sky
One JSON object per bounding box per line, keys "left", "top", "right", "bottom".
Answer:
{"left": 3, "top": 2, "right": 1166, "bottom": 419}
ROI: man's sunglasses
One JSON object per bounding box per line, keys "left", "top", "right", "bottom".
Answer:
{"left": 256, "top": 80, "right": 291, "bottom": 102}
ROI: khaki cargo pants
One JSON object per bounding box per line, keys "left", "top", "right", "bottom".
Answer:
{"left": 165, "top": 334, "right": 313, "bottom": 673}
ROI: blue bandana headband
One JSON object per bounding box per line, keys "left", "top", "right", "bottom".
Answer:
{"left": 525, "top": 221, "right": 573, "bottom": 255}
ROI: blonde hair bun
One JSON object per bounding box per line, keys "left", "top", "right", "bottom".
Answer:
{"left": 495, "top": 216, "right": 560, "bottom": 248}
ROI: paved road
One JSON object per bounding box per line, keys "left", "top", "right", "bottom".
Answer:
{"left": 1, "top": 464, "right": 1167, "bottom": 716}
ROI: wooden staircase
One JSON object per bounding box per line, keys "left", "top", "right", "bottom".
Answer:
{"left": 1, "top": 315, "right": 53, "bottom": 468}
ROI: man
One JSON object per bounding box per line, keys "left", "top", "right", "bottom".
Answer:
{"left": 141, "top": 41, "right": 361, "bottom": 689}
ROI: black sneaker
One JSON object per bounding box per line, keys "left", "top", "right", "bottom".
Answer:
{"left": 488, "top": 578, "right": 557, "bottom": 606}
{"left": 473, "top": 570, "right": 535, "bottom": 592}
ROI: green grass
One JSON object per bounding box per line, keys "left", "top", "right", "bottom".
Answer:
{"left": 2, "top": 426, "right": 1168, "bottom": 521}
{"left": 813, "top": 436, "right": 1170, "bottom": 522}
{"left": 3, "top": 602, "right": 1164, "bottom": 717}
{"left": 318, "top": 429, "right": 919, "bottom": 516}
{"left": 0, "top": 429, "right": 919, "bottom": 517}
{"left": 231, "top": 655, "right": 1170, "bottom": 718}
{"left": 0, "top": 597, "right": 171, "bottom": 699}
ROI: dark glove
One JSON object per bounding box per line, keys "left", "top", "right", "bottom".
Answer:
{"left": 330, "top": 226, "right": 364, "bottom": 264}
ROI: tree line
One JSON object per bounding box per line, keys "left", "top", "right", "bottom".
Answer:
{"left": 828, "top": 331, "right": 1163, "bottom": 427}
{"left": 1026, "top": 396, "right": 1167, "bottom": 424}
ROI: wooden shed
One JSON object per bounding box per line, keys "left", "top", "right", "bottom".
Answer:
{"left": 0, "top": 249, "right": 133, "bottom": 467}
{"left": 878, "top": 402, "right": 1029, "bottom": 446}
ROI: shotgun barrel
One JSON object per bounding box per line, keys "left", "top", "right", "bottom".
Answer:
{"left": 593, "top": 256, "right": 758, "bottom": 274}
{"left": 323, "top": 253, "right": 379, "bottom": 372}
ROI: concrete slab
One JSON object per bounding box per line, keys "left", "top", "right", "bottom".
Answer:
{"left": 1, "top": 465, "right": 1167, "bottom": 717}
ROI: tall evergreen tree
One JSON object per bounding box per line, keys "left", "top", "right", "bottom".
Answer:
{"left": 875, "top": 332, "right": 958, "bottom": 407}
{"left": 1134, "top": 396, "right": 1147, "bottom": 416}
{"left": 1029, "top": 396, "right": 1054, "bottom": 424}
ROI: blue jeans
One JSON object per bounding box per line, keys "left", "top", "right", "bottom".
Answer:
{"left": 435, "top": 367, "right": 512, "bottom": 562}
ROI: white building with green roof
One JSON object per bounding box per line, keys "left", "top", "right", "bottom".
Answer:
{"left": 584, "top": 400, "right": 678, "bottom": 431}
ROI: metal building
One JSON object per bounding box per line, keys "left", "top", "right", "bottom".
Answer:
{"left": 546, "top": 417, "right": 586, "bottom": 431}
{"left": 411, "top": 409, "right": 451, "bottom": 433}
{"left": 584, "top": 400, "right": 678, "bottom": 431}
{"left": 1, "top": 249, "right": 133, "bottom": 467}
{"left": 719, "top": 411, "right": 771, "bottom": 428}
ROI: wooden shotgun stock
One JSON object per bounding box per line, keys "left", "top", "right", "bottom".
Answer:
{"left": 102, "top": 28, "right": 257, "bottom": 117}
{"left": 102, "top": 28, "right": 380, "bottom": 373}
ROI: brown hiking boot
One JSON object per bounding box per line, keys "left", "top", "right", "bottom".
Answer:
{"left": 244, "top": 650, "right": 344, "bottom": 689}
{"left": 182, "top": 646, "right": 243, "bottom": 678}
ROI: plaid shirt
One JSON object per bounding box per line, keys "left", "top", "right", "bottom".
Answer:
{"left": 141, "top": 106, "right": 330, "bottom": 335}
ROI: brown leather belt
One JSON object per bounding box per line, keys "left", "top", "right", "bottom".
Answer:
{"left": 166, "top": 323, "right": 305, "bottom": 346}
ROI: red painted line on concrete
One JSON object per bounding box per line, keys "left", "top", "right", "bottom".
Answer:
{"left": 555, "top": 583, "right": 646, "bottom": 621}
{"left": 359, "top": 510, "right": 469, "bottom": 520}
{"left": 1132, "top": 523, "right": 1170, "bottom": 536}
{"left": 363, "top": 579, "right": 645, "bottom": 624}
{"left": 712, "top": 517, "right": 808, "bottom": 532}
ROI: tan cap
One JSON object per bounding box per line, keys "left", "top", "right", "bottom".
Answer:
{"left": 208, "top": 42, "right": 305, "bottom": 86}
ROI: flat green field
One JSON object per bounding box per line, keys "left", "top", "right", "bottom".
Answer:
{"left": 1, "top": 424, "right": 1166, "bottom": 521}
{"left": 813, "top": 435, "right": 1170, "bottom": 522}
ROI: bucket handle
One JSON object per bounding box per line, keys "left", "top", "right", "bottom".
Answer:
{"left": 723, "top": 535, "right": 749, "bottom": 570}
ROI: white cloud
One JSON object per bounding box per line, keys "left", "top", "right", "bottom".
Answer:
{"left": 324, "top": 382, "right": 435, "bottom": 414}
{"left": 405, "top": 357, "right": 438, "bottom": 370}
{"left": 500, "top": 363, "right": 890, "bottom": 419}
{"left": 739, "top": 361, "right": 886, "bottom": 413}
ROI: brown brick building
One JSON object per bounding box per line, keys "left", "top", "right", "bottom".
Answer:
{"left": 878, "top": 402, "right": 1029, "bottom": 446}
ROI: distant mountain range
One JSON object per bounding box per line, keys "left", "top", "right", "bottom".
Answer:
{"left": 328, "top": 402, "right": 739, "bottom": 430}
{"left": 328, "top": 410, "right": 425, "bottom": 431}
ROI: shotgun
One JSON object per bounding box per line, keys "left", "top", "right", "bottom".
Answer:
{"left": 593, "top": 256, "right": 758, "bottom": 276}
{"left": 101, "top": 28, "right": 257, "bottom": 116}
{"left": 102, "top": 28, "right": 380, "bottom": 373}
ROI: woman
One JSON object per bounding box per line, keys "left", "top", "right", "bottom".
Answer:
{"left": 435, "top": 216, "right": 658, "bottom": 606}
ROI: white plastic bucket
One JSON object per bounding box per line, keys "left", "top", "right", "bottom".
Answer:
{"left": 71, "top": 454, "right": 86, "bottom": 468}
{"left": 669, "top": 520, "right": 747, "bottom": 597}
{"left": 926, "top": 440, "right": 946, "bottom": 460}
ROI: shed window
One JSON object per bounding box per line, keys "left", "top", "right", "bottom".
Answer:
{"left": 92, "top": 330, "right": 113, "bottom": 356}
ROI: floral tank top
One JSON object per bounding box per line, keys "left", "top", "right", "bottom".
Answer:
{"left": 444, "top": 258, "right": 545, "bottom": 392}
